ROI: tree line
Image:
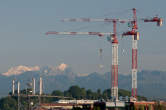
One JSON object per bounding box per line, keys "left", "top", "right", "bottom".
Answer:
{"left": 51, "top": 85, "right": 147, "bottom": 100}
{"left": 0, "top": 85, "right": 147, "bottom": 110}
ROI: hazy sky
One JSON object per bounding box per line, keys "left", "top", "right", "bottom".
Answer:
{"left": 0, "top": 0, "right": 165, "bottom": 75}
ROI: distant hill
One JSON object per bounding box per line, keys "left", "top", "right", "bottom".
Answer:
{"left": 74, "top": 70, "right": 166, "bottom": 99}
{"left": 0, "top": 66, "right": 166, "bottom": 99}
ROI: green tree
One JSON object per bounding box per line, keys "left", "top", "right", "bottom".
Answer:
{"left": 86, "top": 89, "right": 93, "bottom": 99}
{"left": 0, "top": 97, "right": 17, "bottom": 110}
{"left": 52, "top": 90, "right": 64, "bottom": 96}
{"left": 97, "top": 89, "right": 102, "bottom": 99}
{"left": 80, "top": 88, "right": 86, "bottom": 99}
{"left": 64, "top": 90, "right": 72, "bottom": 98}
{"left": 68, "top": 85, "right": 86, "bottom": 99}
{"left": 118, "top": 89, "right": 130, "bottom": 97}
{"left": 103, "top": 89, "right": 111, "bottom": 99}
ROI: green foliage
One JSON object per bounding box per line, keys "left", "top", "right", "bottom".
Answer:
{"left": 52, "top": 90, "right": 64, "bottom": 96}
{"left": 137, "top": 96, "right": 147, "bottom": 101}
{"left": 93, "top": 106, "right": 101, "bottom": 110}
{"left": 0, "top": 97, "right": 17, "bottom": 110}
{"left": 154, "top": 102, "right": 166, "bottom": 110}
{"left": 67, "top": 85, "right": 86, "bottom": 99}
{"left": 0, "top": 85, "right": 148, "bottom": 109}
{"left": 86, "top": 89, "right": 93, "bottom": 99}
{"left": 64, "top": 90, "right": 72, "bottom": 97}
{"left": 118, "top": 89, "right": 147, "bottom": 101}
{"left": 119, "top": 89, "right": 130, "bottom": 97}
{"left": 103, "top": 89, "right": 111, "bottom": 99}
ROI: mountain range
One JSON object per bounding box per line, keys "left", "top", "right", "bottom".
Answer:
{"left": 0, "top": 64, "right": 166, "bottom": 100}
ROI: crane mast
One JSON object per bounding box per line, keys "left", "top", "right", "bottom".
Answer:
{"left": 111, "top": 20, "right": 119, "bottom": 101}
{"left": 132, "top": 8, "right": 138, "bottom": 100}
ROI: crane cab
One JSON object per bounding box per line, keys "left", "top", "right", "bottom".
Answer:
{"left": 134, "top": 32, "right": 139, "bottom": 40}
{"left": 157, "top": 18, "right": 163, "bottom": 27}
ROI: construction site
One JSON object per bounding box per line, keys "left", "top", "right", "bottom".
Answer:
{"left": 7, "top": 8, "right": 166, "bottom": 110}
{"left": 45, "top": 8, "right": 165, "bottom": 110}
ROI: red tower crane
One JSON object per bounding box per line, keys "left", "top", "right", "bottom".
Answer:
{"left": 61, "top": 18, "right": 133, "bottom": 101}
{"left": 122, "top": 8, "right": 163, "bottom": 100}
{"left": 46, "top": 24, "right": 119, "bottom": 101}
{"left": 46, "top": 8, "right": 162, "bottom": 101}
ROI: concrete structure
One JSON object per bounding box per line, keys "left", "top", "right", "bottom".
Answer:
{"left": 17, "top": 81, "right": 20, "bottom": 95}
{"left": 32, "top": 78, "right": 36, "bottom": 95}
{"left": 12, "top": 79, "right": 15, "bottom": 95}
{"left": 39, "top": 77, "right": 43, "bottom": 95}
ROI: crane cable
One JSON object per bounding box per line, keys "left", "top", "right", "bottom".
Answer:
{"left": 97, "top": 37, "right": 104, "bottom": 72}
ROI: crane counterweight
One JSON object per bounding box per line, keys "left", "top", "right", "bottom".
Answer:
{"left": 143, "top": 17, "right": 163, "bottom": 27}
